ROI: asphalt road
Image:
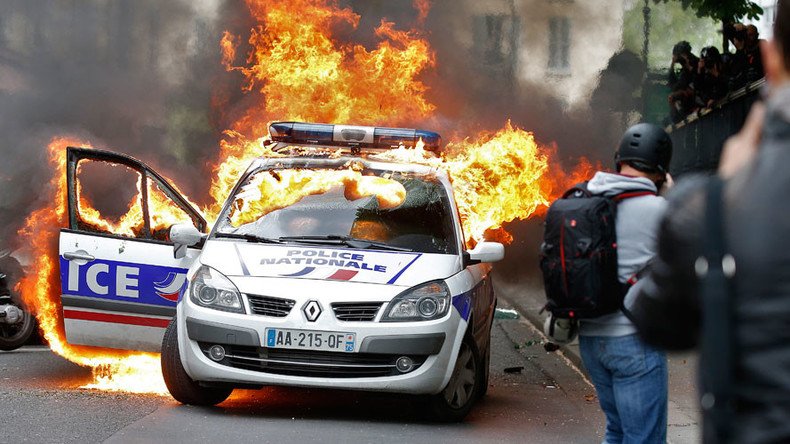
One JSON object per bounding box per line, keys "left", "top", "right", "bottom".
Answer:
{"left": 0, "top": 304, "right": 605, "bottom": 444}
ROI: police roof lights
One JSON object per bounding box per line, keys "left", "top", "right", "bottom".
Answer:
{"left": 268, "top": 122, "right": 442, "bottom": 151}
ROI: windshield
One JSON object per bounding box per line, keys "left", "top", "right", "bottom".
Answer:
{"left": 214, "top": 167, "right": 459, "bottom": 255}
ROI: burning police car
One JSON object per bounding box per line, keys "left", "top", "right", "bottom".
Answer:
{"left": 58, "top": 122, "right": 503, "bottom": 421}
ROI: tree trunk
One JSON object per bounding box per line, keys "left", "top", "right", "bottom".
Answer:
{"left": 722, "top": 20, "right": 730, "bottom": 54}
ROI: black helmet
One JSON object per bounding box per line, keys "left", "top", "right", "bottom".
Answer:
{"left": 615, "top": 123, "right": 673, "bottom": 174}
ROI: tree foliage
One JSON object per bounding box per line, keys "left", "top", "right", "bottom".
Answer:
{"left": 652, "top": 0, "right": 763, "bottom": 22}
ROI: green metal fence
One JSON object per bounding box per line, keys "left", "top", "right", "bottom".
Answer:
{"left": 663, "top": 79, "right": 764, "bottom": 178}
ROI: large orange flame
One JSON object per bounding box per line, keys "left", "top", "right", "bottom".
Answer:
{"left": 17, "top": 138, "right": 167, "bottom": 395}
{"left": 210, "top": 0, "right": 435, "bottom": 219}
{"left": 371, "top": 123, "right": 596, "bottom": 246}
{"left": 229, "top": 168, "right": 406, "bottom": 227}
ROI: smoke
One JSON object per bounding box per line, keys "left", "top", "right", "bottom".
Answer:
{"left": 0, "top": 0, "right": 244, "bottom": 251}
{"left": 338, "top": 0, "right": 641, "bottom": 162}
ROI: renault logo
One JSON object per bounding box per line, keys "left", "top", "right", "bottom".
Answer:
{"left": 302, "top": 300, "right": 322, "bottom": 322}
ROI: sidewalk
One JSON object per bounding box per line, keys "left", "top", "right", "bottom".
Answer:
{"left": 495, "top": 281, "right": 701, "bottom": 444}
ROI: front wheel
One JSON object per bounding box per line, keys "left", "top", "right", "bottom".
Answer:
{"left": 161, "top": 317, "right": 232, "bottom": 406}
{"left": 0, "top": 305, "right": 36, "bottom": 351}
{"left": 426, "top": 335, "right": 482, "bottom": 422}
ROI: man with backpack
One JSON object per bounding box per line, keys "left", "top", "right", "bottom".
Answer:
{"left": 541, "top": 123, "right": 673, "bottom": 443}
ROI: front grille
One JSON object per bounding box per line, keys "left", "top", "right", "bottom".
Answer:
{"left": 199, "top": 343, "right": 426, "bottom": 378}
{"left": 331, "top": 302, "right": 383, "bottom": 321}
{"left": 247, "top": 294, "right": 295, "bottom": 317}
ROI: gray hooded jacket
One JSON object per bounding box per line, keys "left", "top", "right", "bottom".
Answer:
{"left": 579, "top": 171, "right": 667, "bottom": 336}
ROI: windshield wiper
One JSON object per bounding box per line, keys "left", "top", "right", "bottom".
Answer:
{"left": 278, "top": 235, "right": 413, "bottom": 252}
{"left": 214, "top": 232, "right": 285, "bottom": 244}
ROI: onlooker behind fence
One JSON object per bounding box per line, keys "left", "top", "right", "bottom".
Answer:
{"left": 696, "top": 46, "right": 729, "bottom": 108}
{"left": 726, "top": 22, "right": 765, "bottom": 89}
{"left": 630, "top": 0, "right": 790, "bottom": 441}
{"left": 668, "top": 41, "right": 699, "bottom": 123}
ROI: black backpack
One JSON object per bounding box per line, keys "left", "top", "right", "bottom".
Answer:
{"left": 540, "top": 183, "right": 655, "bottom": 319}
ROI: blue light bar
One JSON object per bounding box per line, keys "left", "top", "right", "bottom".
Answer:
{"left": 268, "top": 122, "right": 442, "bottom": 151}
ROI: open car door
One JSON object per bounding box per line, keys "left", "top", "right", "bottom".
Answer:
{"left": 59, "top": 147, "right": 207, "bottom": 352}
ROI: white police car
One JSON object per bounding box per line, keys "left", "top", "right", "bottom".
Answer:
{"left": 58, "top": 122, "right": 503, "bottom": 421}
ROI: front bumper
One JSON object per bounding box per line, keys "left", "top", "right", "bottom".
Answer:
{"left": 177, "top": 297, "right": 466, "bottom": 395}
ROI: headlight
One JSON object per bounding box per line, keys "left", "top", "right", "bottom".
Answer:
{"left": 382, "top": 281, "right": 451, "bottom": 322}
{"left": 189, "top": 265, "right": 245, "bottom": 314}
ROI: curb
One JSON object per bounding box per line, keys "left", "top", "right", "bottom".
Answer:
{"left": 496, "top": 287, "right": 587, "bottom": 377}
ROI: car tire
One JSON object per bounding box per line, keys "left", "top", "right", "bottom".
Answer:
{"left": 0, "top": 307, "right": 36, "bottom": 351}
{"left": 426, "top": 334, "right": 482, "bottom": 422}
{"left": 161, "top": 317, "right": 232, "bottom": 406}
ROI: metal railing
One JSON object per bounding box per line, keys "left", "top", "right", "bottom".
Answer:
{"left": 665, "top": 79, "right": 764, "bottom": 178}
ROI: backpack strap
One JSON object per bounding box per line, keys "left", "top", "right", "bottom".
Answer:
{"left": 613, "top": 190, "right": 657, "bottom": 202}
{"left": 565, "top": 183, "right": 657, "bottom": 201}
{"left": 609, "top": 191, "right": 656, "bottom": 318}
{"left": 699, "top": 177, "right": 736, "bottom": 442}
{"left": 619, "top": 260, "right": 654, "bottom": 322}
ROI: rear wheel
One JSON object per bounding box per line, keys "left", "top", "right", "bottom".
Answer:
{"left": 427, "top": 335, "right": 481, "bottom": 422}
{"left": 161, "top": 318, "right": 232, "bottom": 406}
{"left": 0, "top": 305, "right": 36, "bottom": 351}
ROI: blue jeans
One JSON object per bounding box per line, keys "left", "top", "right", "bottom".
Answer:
{"left": 579, "top": 334, "right": 668, "bottom": 444}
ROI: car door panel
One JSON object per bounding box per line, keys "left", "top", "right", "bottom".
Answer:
{"left": 59, "top": 230, "right": 200, "bottom": 352}
{"left": 59, "top": 147, "right": 206, "bottom": 352}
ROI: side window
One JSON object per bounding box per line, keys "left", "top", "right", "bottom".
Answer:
{"left": 75, "top": 159, "right": 146, "bottom": 239}
{"left": 67, "top": 147, "right": 207, "bottom": 242}
{"left": 147, "top": 179, "right": 199, "bottom": 241}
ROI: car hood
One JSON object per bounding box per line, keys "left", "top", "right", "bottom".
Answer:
{"left": 199, "top": 240, "right": 462, "bottom": 287}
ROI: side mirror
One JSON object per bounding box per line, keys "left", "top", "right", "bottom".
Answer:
{"left": 170, "top": 223, "right": 205, "bottom": 259}
{"left": 466, "top": 242, "right": 505, "bottom": 265}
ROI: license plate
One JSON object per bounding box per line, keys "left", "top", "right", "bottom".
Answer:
{"left": 264, "top": 328, "right": 356, "bottom": 352}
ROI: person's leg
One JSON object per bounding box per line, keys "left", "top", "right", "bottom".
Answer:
{"left": 579, "top": 335, "right": 623, "bottom": 444}
{"left": 606, "top": 334, "right": 668, "bottom": 444}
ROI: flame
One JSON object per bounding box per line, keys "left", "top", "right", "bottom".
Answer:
{"left": 148, "top": 180, "right": 199, "bottom": 239}
{"left": 75, "top": 161, "right": 202, "bottom": 239}
{"left": 230, "top": 168, "right": 406, "bottom": 227}
{"left": 373, "top": 123, "right": 592, "bottom": 245}
{"left": 210, "top": 0, "right": 435, "bottom": 219}
{"left": 17, "top": 138, "right": 168, "bottom": 395}
{"left": 442, "top": 123, "right": 550, "bottom": 244}
{"left": 81, "top": 354, "right": 168, "bottom": 395}
{"left": 76, "top": 163, "right": 145, "bottom": 237}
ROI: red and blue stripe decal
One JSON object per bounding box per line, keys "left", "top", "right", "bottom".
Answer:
{"left": 327, "top": 269, "right": 359, "bottom": 280}
{"left": 452, "top": 291, "right": 472, "bottom": 321}
{"left": 63, "top": 309, "right": 170, "bottom": 328}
